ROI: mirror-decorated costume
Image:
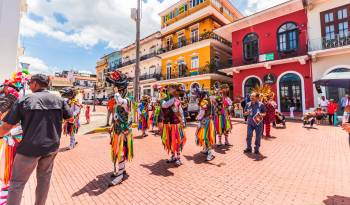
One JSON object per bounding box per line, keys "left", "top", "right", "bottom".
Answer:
{"left": 106, "top": 71, "right": 133, "bottom": 186}
{"left": 60, "top": 88, "right": 81, "bottom": 150}
{"left": 214, "top": 84, "right": 233, "bottom": 146}
{"left": 193, "top": 88, "right": 215, "bottom": 161}
{"left": 0, "top": 71, "right": 29, "bottom": 204}
{"left": 161, "top": 83, "right": 186, "bottom": 166}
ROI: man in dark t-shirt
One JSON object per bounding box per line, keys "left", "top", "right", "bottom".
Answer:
{"left": 0, "top": 74, "right": 72, "bottom": 205}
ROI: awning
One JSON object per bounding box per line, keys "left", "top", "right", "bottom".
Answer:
{"left": 314, "top": 72, "right": 350, "bottom": 88}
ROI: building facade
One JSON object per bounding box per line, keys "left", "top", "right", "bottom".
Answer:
{"left": 158, "top": 0, "right": 242, "bottom": 92}
{"left": 0, "top": 0, "right": 27, "bottom": 81}
{"left": 216, "top": 0, "right": 313, "bottom": 115}
{"left": 95, "top": 57, "right": 108, "bottom": 98}
{"left": 118, "top": 32, "right": 162, "bottom": 97}
{"left": 307, "top": 0, "right": 350, "bottom": 108}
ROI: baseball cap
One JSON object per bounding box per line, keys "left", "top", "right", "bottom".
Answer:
{"left": 30, "top": 74, "right": 50, "bottom": 86}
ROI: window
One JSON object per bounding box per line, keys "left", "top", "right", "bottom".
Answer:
{"left": 178, "top": 33, "right": 186, "bottom": 48}
{"left": 166, "top": 37, "right": 172, "bottom": 49}
{"left": 178, "top": 60, "right": 186, "bottom": 77}
{"left": 214, "top": 56, "right": 220, "bottom": 69}
{"left": 243, "top": 33, "right": 259, "bottom": 62}
{"left": 175, "top": 8, "right": 179, "bottom": 17}
{"left": 166, "top": 63, "right": 172, "bottom": 79}
{"left": 191, "top": 56, "right": 199, "bottom": 69}
{"left": 321, "top": 5, "right": 350, "bottom": 41}
{"left": 339, "top": 22, "right": 348, "bottom": 37}
{"left": 191, "top": 28, "right": 199, "bottom": 43}
{"left": 191, "top": 0, "right": 204, "bottom": 8}
{"left": 279, "top": 73, "right": 302, "bottom": 112}
{"left": 244, "top": 77, "right": 260, "bottom": 97}
{"left": 277, "top": 22, "right": 299, "bottom": 52}
{"left": 338, "top": 9, "right": 348, "bottom": 19}
{"left": 325, "top": 12, "right": 334, "bottom": 23}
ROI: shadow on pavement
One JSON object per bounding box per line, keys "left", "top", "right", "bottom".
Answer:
{"left": 323, "top": 195, "right": 350, "bottom": 205}
{"left": 183, "top": 153, "right": 219, "bottom": 166}
{"left": 140, "top": 159, "right": 174, "bottom": 177}
{"left": 72, "top": 172, "right": 112, "bottom": 197}
{"left": 58, "top": 147, "right": 70, "bottom": 153}
{"left": 214, "top": 145, "right": 231, "bottom": 154}
{"left": 244, "top": 153, "right": 267, "bottom": 161}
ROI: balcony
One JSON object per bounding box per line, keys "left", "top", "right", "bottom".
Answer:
{"left": 159, "top": 32, "right": 231, "bottom": 54}
{"left": 309, "top": 34, "right": 350, "bottom": 52}
{"left": 139, "top": 73, "right": 161, "bottom": 81}
{"left": 238, "top": 48, "right": 307, "bottom": 67}
{"left": 162, "top": 64, "right": 228, "bottom": 80}
{"left": 117, "top": 52, "right": 160, "bottom": 69}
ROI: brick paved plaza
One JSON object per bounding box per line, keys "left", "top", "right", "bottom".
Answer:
{"left": 20, "top": 116, "right": 350, "bottom": 205}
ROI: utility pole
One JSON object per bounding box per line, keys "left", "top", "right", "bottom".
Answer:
{"left": 134, "top": 0, "right": 141, "bottom": 102}
{"left": 93, "top": 83, "right": 96, "bottom": 112}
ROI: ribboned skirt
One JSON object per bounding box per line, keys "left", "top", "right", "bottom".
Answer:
{"left": 215, "top": 113, "right": 232, "bottom": 135}
{"left": 196, "top": 118, "right": 216, "bottom": 148}
{"left": 161, "top": 123, "right": 186, "bottom": 155}
{"left": 110, "top": 129, "right": 134, "bottom": 164}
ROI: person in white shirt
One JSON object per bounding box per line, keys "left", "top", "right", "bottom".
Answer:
{"left": 319, "top": 96, "right": 329, "bottom": 112}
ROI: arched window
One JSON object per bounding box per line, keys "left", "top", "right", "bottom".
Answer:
{"left": 278, "top": 22, "right": 299, "bottom": 52}
{"left": 329, "top": 68, "right": 350, "bottom": 73}
{"left": 279, "top": 73, "right": 302, "bottom": 112}
{"left": 243, "top": 33, "right": 259, "bottom": 62}
{"left": 244, "top": 77, "right": 260, "bottom": 97}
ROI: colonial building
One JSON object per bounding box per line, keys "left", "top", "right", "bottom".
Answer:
{"left": 118, "top": 31, "right": 162, "bottom": 97}
{"left": 158, "top": 0, "right": 242, "bottom": 92}
{"left": 216, "top": 0, "right": 313, "bottom": 115}
{"left": 95, "top": 57, "right": 108, "bottom": 98}
{"left": 0, "top": 0, "right": 27, "bottom": 81}
{"left": 307, "top": 0, "right": 350, "bottom": 107}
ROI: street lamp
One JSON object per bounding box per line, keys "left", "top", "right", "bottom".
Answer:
{"left": 93, "top": 82, "right": 96, "bottom": 112}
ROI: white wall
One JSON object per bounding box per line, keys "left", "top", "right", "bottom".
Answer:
{"left": 0, "top": 0, "right": 21, "bottom": 82}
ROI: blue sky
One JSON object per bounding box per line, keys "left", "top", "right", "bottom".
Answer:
{"left": 19, "top": 0, "right": 287, "bottom": 74}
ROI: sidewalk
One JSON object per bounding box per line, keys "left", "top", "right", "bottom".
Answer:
{"left": 19, "top": 121, "right": 350, "bottom": 205}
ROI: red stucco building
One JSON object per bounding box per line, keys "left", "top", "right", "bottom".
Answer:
{"left": 215, "top": 0, "right": 313, "bottom": 115}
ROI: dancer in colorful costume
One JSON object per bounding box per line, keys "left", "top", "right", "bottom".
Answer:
{"left": 137, "top": 95, "right": 150, "bottom": 137}
{"left": 193, "top": 88, "right": 215, "bottom": 161}
{"left": 105, "top": 71, "right": 133, "bottom": 186}
{"left": 161, "top": 83, "right": 186, "bottom": 166}
{"left": 0, "top": 71, "right": 29, "bottom": 205}
{"left": 60, "top": 88, "right": 82, "bottom": 150}
{"left": 214, "top": 84, "right": 233, "bottom": 146}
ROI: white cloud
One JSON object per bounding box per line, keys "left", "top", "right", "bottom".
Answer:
{"left": 19, "top": 56, "right": 58, "bottom": 75}
{"left": 20, "top": 0, "right": 174, "bottom": 49}
{"left": 244, "top": 0, "right": 289, "bottom": 15}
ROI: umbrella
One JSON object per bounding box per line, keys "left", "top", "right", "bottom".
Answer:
{"left": 314, "top": 72, "right": 350, "bottom": 88}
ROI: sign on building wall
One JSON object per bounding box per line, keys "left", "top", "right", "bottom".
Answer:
{"left": 259, "top": 53, "right": 275, "bottom": 62}
{"left": 263, "top": 73, "right": 276, "bottom": 84}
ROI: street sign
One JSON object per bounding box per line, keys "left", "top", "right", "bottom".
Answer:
{"left": 259, "top": 53, "right": 275, "bottom": 62}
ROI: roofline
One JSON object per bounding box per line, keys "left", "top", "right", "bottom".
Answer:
{"left": 159, "top": 0, "right": 186, "bottom": 16}
{"left": 121, "top": 31, "right": 161, "bottom": 51}
{"left": 216, "top": 0, "right": 302, "bottom": 30}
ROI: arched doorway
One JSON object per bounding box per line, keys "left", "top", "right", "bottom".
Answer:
{"left": 279, "top": 73, "right": 302, "bottom": 112}
{"left": 243, "top": 77, "right": 261, "bottom": 97}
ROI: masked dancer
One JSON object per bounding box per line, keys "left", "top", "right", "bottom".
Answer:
{"left": 60, "top": 88, "right": 81, "bottom": 150}
{"left": 161, "top": 83, "right": 186, "bottom": 166}
{"left": 215, "top": 84, "right": 232, "bottom": 146}
{"left": 106, "top": 71, "right": 133, "bottom": 186}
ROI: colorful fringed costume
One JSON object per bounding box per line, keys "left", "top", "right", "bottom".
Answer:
{"left": 161, "top": 83, "right": 186, "bottom": 166}
{"left": 152, "top": 105, "right": 161, "bottom": 128}
{"left": 106, "top": 70, "right": 133, "bottom": 186}
{"left": 214, "top": 84, "right": 233, "bottom": 146}
{"left": 137, "top": 98, "right": 149, "bottom": 135}
{"left": 60, "top": 88, "right": 81, "bottom": 150}
{"left": 0, "top": 71, "right": 28, "bottom": 205}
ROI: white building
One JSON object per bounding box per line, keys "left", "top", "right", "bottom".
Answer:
{"left": 0, "top": 0, "right": 27, "bottom": 81}
{"left": 119, "top": 32, "right": 162, "bottom": 98}
{"left": 307, "top": 0, "right": 350, "bottom": 107}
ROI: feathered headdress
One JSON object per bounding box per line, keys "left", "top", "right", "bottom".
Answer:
{"left": 251, "top": 84, "right": 275, "bottom": 102}
{"left": 105, "top": 70, "right": 129, "bottom": 98}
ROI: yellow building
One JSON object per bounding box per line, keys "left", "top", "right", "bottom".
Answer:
{"left": 158, "top": 0, "right": 242, "bottom": 91}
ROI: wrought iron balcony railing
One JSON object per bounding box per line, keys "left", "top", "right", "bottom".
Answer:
{"left": 162, "top": 65, "right": 228, "bottom": 80}
{"left": 159, "top": 32, "right": 232, "bottom": 53}
{"left": 309, "top": 34, "right": 350, "bottom": 52}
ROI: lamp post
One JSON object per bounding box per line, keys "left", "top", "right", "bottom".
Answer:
{"left": 93, "top": 82, "right": 96, "bottom": 112}
{"left": 133, "top": 0, "right": 141, "bottom": 102}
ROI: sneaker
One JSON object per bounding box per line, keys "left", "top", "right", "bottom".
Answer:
{"left": 166, "top": 156, "right": 176, "bottom": 163}
{"left": 200, "top": 149, "right": 208, "bottom": 154}
{"left": 243, "top": 148, "right": 252, "bottom": 153}
{"left": 206, "top": 152, "right": 215, "bottom": 161}
{"left": 254, "top": 150, "right": 261, "bottom": 155}
{"left": 175, "top": 159, "right": 182, "bottom": 166}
